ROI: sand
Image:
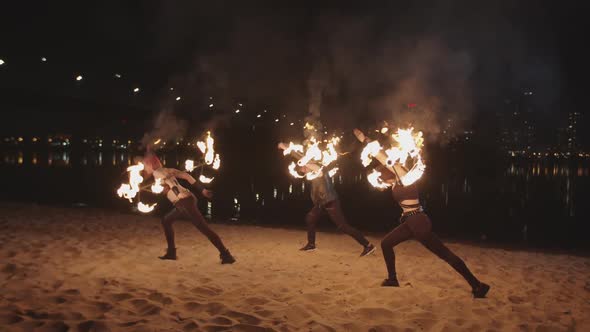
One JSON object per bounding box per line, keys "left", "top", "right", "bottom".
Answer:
{"left": 0, "top": 203, "right": 588, "bottom": 332}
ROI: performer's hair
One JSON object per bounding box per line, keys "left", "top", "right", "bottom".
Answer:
{"left": 143, "top": 152, "right": 163, "bottom": 170}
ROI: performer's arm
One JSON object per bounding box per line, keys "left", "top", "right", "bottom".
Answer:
{"left": 353, "top": 129, "right": 407, "bottom": 180}
{"left": 173, "top": 169, "right": 209, "bottom": 197}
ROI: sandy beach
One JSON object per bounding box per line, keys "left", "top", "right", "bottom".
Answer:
{"left": 0, "top": 202, "right": 588, "bottom": 332}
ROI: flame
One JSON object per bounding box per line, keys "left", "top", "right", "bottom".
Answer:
{"left": 282, "top": 135, "right": 340, "bottom": 180}
{"left": 328, "top": 167, "right": 339, "bottom": 178}
{"left": 361, "top": 141, "right": 382, "bottom": 167}
{"left": 199, "top": 175, "right": 215, "bottom": 184}
{"left": 151, "top": 178, "right": 164, "bottom": 194}
{"left": 361, "top": 127, "right": 426, "bottom": 188}
{"left": 212, "top": 154, "right": 221, "bottom": 170}
{"left": 185, "top": 131, "right": 221, "bottom": 183}
{"left": 288, "top": 162, "right": 305, "bottom": 178}
{"left": 137, "top": 202, "right": 157, "bottom": 213}
{"left": 367, "top": 169, "right": 391, "bottom": 189}
{"left": 185, "top": 160, "right": 195, "bottom": 172}
{"left": 282, "top": 142, "right": 304, "bottom": 156}
{"left": 116, "top": 162, "right": 145, "bottom": 201}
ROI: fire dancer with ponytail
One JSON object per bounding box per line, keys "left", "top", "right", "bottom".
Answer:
{"left": 142, "top": 152, "right": 236, "bottom": 264}
{"left": 353, "top": 128, "right": 489, "bottom": 298}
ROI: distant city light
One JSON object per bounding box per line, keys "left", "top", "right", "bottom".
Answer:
{"left": 133, "top": 87, "right": 140, "bottom": 93}
{"left": 275, "top": 118, "right": 279, "bottom": 122}
{"left": 290, "top": 122, "right": 294, "bottom": 126}
{"left": 170, "top": 87, "right": 174, "bottom": 91}
{"left": 176, "top": 96, "right": 181, "bottom": 101}
{"left": 115, "top": 73, "right": 122, "bottom": 78}
{"left": 209, "top": 104, "right": 214, "bottom": 108}
{"left": 256, "top": 114, "right": 261, "bottom": 118}
{"left": 0, "top": 59, "right": 4, "bottom": 66}
{"left": 235, "top": 109, "right": 240, "bottom": 113}
{"left": 76, "top": 75, "right": 83, "bottom": 81}
{"left": 41, "top": 57, "right": 47, "bottom": 62}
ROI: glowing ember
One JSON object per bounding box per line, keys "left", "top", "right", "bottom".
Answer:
{"left": 176, "top": 96, "right": 181, "bottom": 101}
{"left": 153, "top": 138, "right": 162, "bottom": 145}
{"left": 133, "top": 87, "right": 140, "bottom": 93}
{"left": 75, "top": 75, "right": 83, "bottom": 81}
{"left": 137, "top": 202, "right": 157, "bottom": 213}
{"left": 0, "top": 59, "right": 4, "bottom": 65}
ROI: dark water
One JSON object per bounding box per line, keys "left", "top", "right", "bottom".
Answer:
{"left": 1, "top": 148, "right": 589, "bottom": 249}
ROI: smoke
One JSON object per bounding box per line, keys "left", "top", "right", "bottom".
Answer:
{"left": 140, "top": 109, "right": 187, "bottom": 149}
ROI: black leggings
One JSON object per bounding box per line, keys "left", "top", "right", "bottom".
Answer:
{"left": 381, "top": 213, "right": 480, "bottom": 289}
{"left": 306, "top": 200, "right": 370, "bottom": 247}
{"left": 162, "top": 195, "right": 228, "bottom": 254}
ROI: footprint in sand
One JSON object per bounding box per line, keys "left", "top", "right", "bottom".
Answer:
{"left": 32, "top": 321, "right": 70, "bottom": 332}
{"left": 183, "top": 321, "right": 200, "bottom": 331}
{"left": 209, "top": 316, "right": 234, "bottom": 325}
{"left": 191, "top": 286, "right": 223, "bottom": 297}
{"left": 224, "top": 310, "right": 262, "bottom": 325}
{"left": 148, "top": 291, "right": 173, "bottom": 305}
{"left": 0, "top": 313, "right": 24, "bottom": 325}
{"left": 109, "top": 292, "right": 134, "bottom": 302}
{"left": 77, "top": 320, "right": 110, "bottom": 332}
{"left": 130, "top": 299, "right": 162, "bottom": 316}
{"left": 184, "top": 301, "right": 204, "bottom": 311}
{"left": 230, "top": 324, "right": 275, "bottom": 332}
{"left": 203, "top": 302, "right": 227, "bottom": 316}
{"left": 245, "top": 297, "right": 269, "bottom": 306}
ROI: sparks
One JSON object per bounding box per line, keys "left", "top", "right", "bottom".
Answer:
{"left": 75, "top": 75, "right": 83, "bottom": 81}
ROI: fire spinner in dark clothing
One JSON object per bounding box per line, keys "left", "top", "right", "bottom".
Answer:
{"left": 301, "top": 172, "right": 376, "bottom": 257}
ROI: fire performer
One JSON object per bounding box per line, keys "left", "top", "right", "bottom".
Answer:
{"left": 353, "top": 128, "right": 489, "bottom": 298}
{"left": 142, "top": 152, "right": 236, "bottom": 264}
{"left": 278, "top": 143, "right": 376, "bottom": 257}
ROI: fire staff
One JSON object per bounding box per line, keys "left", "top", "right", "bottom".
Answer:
{"left": 353, "top": 129, "right": 489, "bottom": 298}
{"left": 142, "top": 153, "right": 236, "bottom": 264}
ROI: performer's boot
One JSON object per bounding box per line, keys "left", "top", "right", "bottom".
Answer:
{"left": 299, "top": 243, "right": 316, "bottom": 251}
{"left": 220, "top": 250, "right": 236, "bottom": 264}
{"left": 159, "top": 247, "right": 177, "bottom": 260}
{"left": 360, "top": 243, "right": 376, "bottom": 257}
{"left": 381, "top": 278, "right": 400, "bottom": 287}
{"left": 472, "top": 282, "right": 490, "bottom": 298}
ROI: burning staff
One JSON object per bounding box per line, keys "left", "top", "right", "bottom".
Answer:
{"left": 278, "top": 137, "right": 376, "bottom": 257}
{"left": 354, "top": 128, "right": 489, "bottom": 298}
{"left": 184, "top": 131, "right": 221, "bottom": 184}
{"left": 140, "top": 152, "right": 235, "bottom": 264}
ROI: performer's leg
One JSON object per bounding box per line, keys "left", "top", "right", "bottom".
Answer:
{"left": 180, "top": 197, "right": 229, "bottom": 255}
{"left": 159, "top": 207, "right": 185, "bottom": 260}
{"left": 325, "top": 200, "right": 370, "bottom": 247}
{"left": 304, "top": 206, "right": 322, "bottom": 247}
{"left": 380, "top": 223, "right": 413, "bottom": 285}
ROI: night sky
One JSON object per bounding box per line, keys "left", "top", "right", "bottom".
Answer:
{"left": 0, "top": 1, "right": 587, "bottom": 144}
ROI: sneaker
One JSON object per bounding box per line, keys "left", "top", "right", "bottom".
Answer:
{"left": 220, "top": 251, "right": 236, "bottom": 264}
{"left": 360, "top": 243, "right": 376, "bottom": 257}
{"left": 472, "top": 282, "right": 490, "bottom": 298}
{"left": 158, "top": 248, "right": 177, "bottom": 260}
{"left": 299, "top": 243, "right": 316, "bottom": 251}
{"left": 381, "top": 278, "right": 400, "bottom": 287}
